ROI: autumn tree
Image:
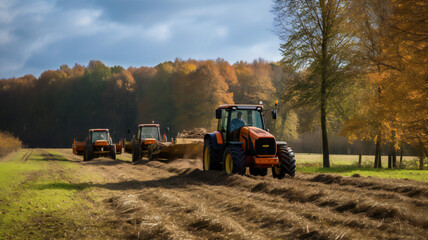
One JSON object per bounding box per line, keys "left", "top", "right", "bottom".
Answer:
{"left": 273, "top": 0, "right": 359, "bottom": 167}
{"left": 174, "top": 60, "right": 233, "bottom": 131}
{"left": 344, "top": 0, "right": 427, "bottom": 169}
{"left": 234, "top": 59, "right": 275, "bottom": 105}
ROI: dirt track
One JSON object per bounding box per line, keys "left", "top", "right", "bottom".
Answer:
{"left": 50, "top": 149, "right": 428, "bottom": 239}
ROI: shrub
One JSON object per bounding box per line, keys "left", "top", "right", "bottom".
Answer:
{"left": 0, "top": 132, "right": 22, "bottom": 157}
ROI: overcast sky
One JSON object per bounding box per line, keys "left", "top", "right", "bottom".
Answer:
{"left": 0, "top": 0, "right": 281, "bottom": 78}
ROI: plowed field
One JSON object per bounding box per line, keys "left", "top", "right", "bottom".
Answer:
{"left": 1, "top": 149, "right": 427, "bottom": 239}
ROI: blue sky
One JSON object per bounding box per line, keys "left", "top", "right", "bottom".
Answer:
{"left": 0, "top": 0, "right": 281, "bottom": 78}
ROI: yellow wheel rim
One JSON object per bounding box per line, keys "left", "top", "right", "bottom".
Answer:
{"left": 273, "top": 166, "right": 281, "bottom": 175}
{"left": 204, "top": 146, "right": 210, "bottom": 171}
{"left": 225, "top": 154, "right": 233, "bottom": 174}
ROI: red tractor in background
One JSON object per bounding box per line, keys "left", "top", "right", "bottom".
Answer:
{"left": 83, "top": 129, "right": 120, "bottom": 161}
{"left": 203, "top": 103, "right": 295, "bottom": 178}
{"left": 124, "top": 123, "right": 163, "bottom": 162}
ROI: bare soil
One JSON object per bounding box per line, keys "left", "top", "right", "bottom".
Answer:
{"left": 30, "top": 149, "right": 428, "bottom": 239}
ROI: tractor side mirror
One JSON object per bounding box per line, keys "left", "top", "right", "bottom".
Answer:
{"left": 271, "top": 110, "right": 277, "bottom": 120}
{"left": 215, "top": 109, "right": 222, "bottom": 119}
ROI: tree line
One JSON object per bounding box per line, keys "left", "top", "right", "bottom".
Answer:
{"left": 0, "top": 58, "right": 377, "bottom": 154}
{"left": 273, "top": 0, "right": 427, "bottom": 168}
{"left": 0, "top": 59, "right": 295, "bottom": 148}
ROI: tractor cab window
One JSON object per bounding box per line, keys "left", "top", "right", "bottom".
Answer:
{"left": 141, "top": 127, "right": 159, "bottom": 140}
{"left": 217, "top": 109, "right": 229, "bottom": 140}
{"left": 92, "top": 131, "right": 109, "bottom": 143}
{"left": 229, "top": 110, "right": 263, "bottom": 132}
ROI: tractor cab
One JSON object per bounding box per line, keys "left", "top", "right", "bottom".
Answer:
{"left": 88, "top": 129, "right": 112, "bottom": 145}
{"left": 137, "top": 124, "right": 161, "bottom": 145}
{"left": 215, "top": 105, "right": 267, "bottom": 141}
{"left": 84, "top": 129, "right": 117, "bottom": 161}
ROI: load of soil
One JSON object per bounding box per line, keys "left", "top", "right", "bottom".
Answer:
{"left": 176, "top": 128, "right": 208, "bottom": 139}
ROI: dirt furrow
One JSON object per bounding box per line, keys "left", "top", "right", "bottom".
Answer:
{"left": 138, "top": 162, "right": 426, "bottom": 239}
{"left": 50, "top": 149, "right": 428, "bottom": 239}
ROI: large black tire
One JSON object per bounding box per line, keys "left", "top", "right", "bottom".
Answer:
{"left": 203, "top": 139, "right": 221, "bottom": 171}
{"left": 272, "top": 144, "right": 296, "bottom": 179}
{"left": 132, "top": 141, "right": 141, "bottom": 162}
{"left": 83, "top": 149, "right": 87, "bottom": 161}
{"left": 84, "top": 146, "right": 93, "bottom": 162}
{"left": 110, "top": 145, "right": 117, "bottom": 160}
{"left": 223, "top": 145, "right": 246, "bottom": 175}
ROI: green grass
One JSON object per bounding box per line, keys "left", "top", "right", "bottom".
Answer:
{"left": 295, "top": 153, "right": 428, "bottom": 181}
{"left": 0, "top": 150, "right": 100, "bottom": 239}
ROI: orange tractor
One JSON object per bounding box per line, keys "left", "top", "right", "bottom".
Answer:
{"left": 124, "top": 123, "right": 163, "bottom": 162}
{"left": 203, "top": 103, "right": 295, "bottom": 178}
{"left": 81, "top": 129, "right": 121, "bottom": 161}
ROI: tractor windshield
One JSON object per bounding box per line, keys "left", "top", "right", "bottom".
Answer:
{"left": 141, "top": 127, "right": 159, "bottom": 140}
{"left": 230, "top": 109, "right": 264, "bottom": 132}
{"left": 92, "top": 131, "right": 110, "bottom": 143}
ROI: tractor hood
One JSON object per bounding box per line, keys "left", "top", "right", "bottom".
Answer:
{"left": 244, "top": 126, "right": 275, "bottom": 140}
{"left": 142, "top": 138, "right": 157, "bottom": 145}
{"left": 239, "top": 126, "right": 277, "bottom": 156}
{"left": 94, "top": 140, "right": 108, "bottom": 146}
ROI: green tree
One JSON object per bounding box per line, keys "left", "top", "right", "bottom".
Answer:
{"left": 273, "top": 0, "right": 358, "bottom": 167}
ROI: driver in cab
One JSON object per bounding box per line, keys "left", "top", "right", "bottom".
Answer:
{"left": 231, "top": 112, "right": 246, "bottom": 132}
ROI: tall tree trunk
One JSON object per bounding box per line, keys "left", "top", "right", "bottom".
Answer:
{"left": 374, "top": 136, "right": 381, "bottom": 168}
{"left": 320, "top": 0, "right": 330, "bottom": 168}
{"left": 321, "top": 94, "right": 330, "bottom": 168}
{"left": 388, "top": 154, "right": 391, "bottom": 169}
{"left": 418, "top": 138, "right": 427, "bottom": 170}
{"left": 392, "top": 149, "right": 397, "bottom": 168}
{"left": 400, "top": 142, "right": 403, "bottom": 165}
{"left": 378, "top": 142, "right": 382, "bottom": 168}
{"left": 358, "top": 153, "right": 362, "bottom": 167}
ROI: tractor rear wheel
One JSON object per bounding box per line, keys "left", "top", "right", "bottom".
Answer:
{"left": 132, "top": 141, "right": 141, "bottom": 162}
{"left": 203, "top": 139, "right": 221, "bottom": 171}
{"left": 223, "top": 145, "right": 246, "bottom": 175}
{"left": 273, "top": 144, "right": 296, "bottom": 179}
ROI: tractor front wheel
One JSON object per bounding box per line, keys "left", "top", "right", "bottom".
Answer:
{"left": 110, "top": 145, "right": 117, "bottom": 160}
{"left": 132, "top": 141, "right": 141, "bottom": 162}
{"left": 272, "top": 144, "right": 296, "bottom": 179}
{"left": 84, "top": 146, "right": 93, "bottom": 162}
{"left": 223, "top": 145, "right": 246, "bottom": 175}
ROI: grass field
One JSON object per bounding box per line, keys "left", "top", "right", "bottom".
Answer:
{"left": 295, "top": 153, "right": 428, "bottom": 181}
{"left": 0, "top": 149, "right": 102, "bottom": 239}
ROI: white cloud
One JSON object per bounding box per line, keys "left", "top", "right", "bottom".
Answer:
{"left": 73, "top": 9, "right": 103, "bottom": 27}
{"left": 145, "top": 23, "right": 171, "bottom": 41}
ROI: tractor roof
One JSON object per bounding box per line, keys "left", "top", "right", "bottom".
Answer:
{"left": 217, "top": 104, "right": 264, "bottom": 110}
{"left": 89, "top": 129, "right": 109, "bottom": 132}
{"left": 138, "top": 124, "right": 160, "bottom": 127}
